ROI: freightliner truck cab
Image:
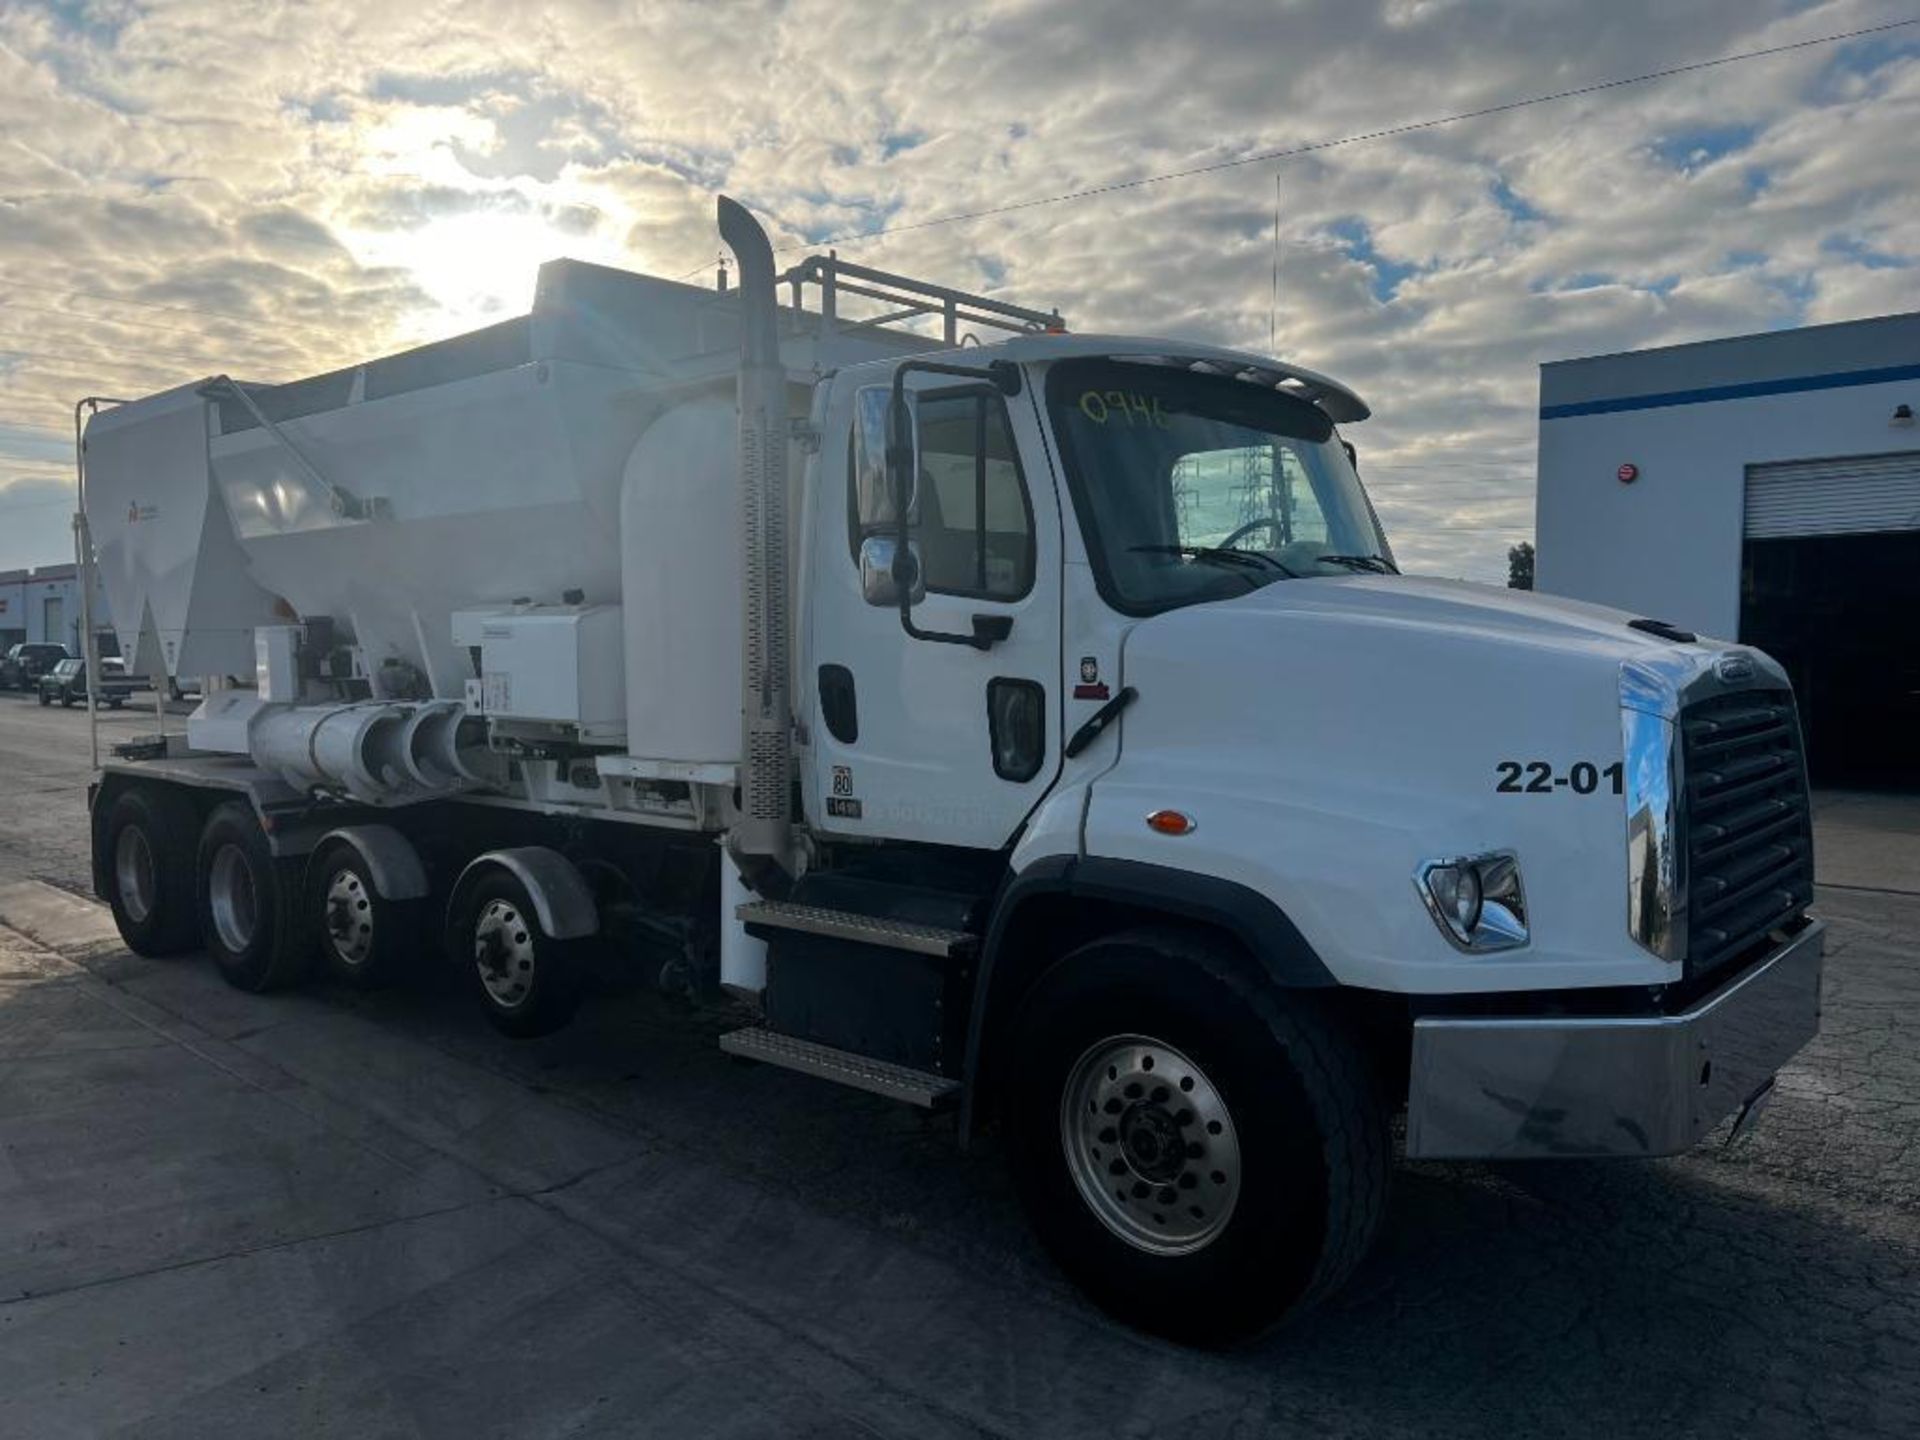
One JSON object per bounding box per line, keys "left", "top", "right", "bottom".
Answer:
{"left": 80, "top": 199, "right": 1824, "bottom": 1342}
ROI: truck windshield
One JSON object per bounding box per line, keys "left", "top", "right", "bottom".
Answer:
{"left": 1045, "top": 358, "right": 1391, "bottom": 615}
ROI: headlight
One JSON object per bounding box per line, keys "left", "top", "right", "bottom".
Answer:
{"left": 1620, "top": 662, "right": 1681, "bottom": 963}
{"left": 1417, "top": 851, "right": 1528, "bottom": 953}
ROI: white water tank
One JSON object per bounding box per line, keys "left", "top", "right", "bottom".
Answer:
{"left": 621, "top": 399, "right": 742, "bottom": 765}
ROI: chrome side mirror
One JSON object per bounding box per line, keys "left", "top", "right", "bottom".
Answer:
{"left": 885, "top": 386, "right": 920, "bottom": 528}
{"left": 853, "top": 386, "right": 917, "bottom": 528}
{"left": 860, "top": 535, "right": 925, "bottom": 607}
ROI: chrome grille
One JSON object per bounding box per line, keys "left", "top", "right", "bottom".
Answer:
{"left": 1681, "top": 689, "right": 1813, "bottom": 979}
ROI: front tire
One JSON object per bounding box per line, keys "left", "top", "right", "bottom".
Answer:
{"left": 101, "top": 785, "right": 201, "bottom": 956}
{"left": 195, "top": 802, "right": 312, "bottom": 992}
{"left": 308, "top": 840, "right": 419, "bottom": 989}
{"left": 454, "top": 870, "right": 585, "bottom": 1038}
{"left": 38, "top": 690, "right": 50, "bottom": 706}
{"left": 1004, "top": 929, "right": 1388, "bottom": 1345}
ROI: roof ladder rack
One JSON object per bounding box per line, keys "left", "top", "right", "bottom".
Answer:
{"left": 781, "top": 253, "right": 1065, "bottom": 347}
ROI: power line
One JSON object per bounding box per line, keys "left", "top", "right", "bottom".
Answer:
{"left": 2, "top": 286, "right": 409, "bottom": 342}
{"left": 0, "top": 338, "right": 281, "bottom": 375}
{"left": 1269, "top": 173, "right": 1281, "bottom": 356}
{"left": 1361, "top": 460, "right": 1536, "bottom": 470}
{"left": 0, "top": 493, "right": 76, "bottom": 516}
{"left": 778, "top": 17, "right": 1920, "bottom": 253}
{"left": 1363, "top": 472, "right": 1535, "bottom": 482}
{"left": 0, "top": 297, "right": 331, "bottom": 355}
{"left": 0, "top": 414, "right": 68, "bottom": 435}
{"left": 1408, "top": 525, "right": 1534, "bottom": 534}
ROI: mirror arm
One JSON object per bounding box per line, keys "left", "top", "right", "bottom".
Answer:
{"left": 888, "top": 358, "right": 1023, "bottom": 650}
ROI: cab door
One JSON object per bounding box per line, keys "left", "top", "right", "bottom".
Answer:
{"left": 805, "top": 368, "right": 1063, "bottom": 849}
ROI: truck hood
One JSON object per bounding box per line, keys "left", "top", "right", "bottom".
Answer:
{"left": 1089, "top": 575, "right": 1764, "bottom": 993}
{"left": 1202, "top": 572, "right": 1708, "bottom": 659}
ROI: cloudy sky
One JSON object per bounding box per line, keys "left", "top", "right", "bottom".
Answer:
{"left": 1, "top": 0, "right": 1916, "bottom": 580}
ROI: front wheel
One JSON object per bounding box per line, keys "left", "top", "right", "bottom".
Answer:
{"left": 454, "top": 870, "right": 585, "bottom": 1038}
{"left": 1004, "top": 930, "right": 1389, "bottom": 1345}
{"left": 38, "top": 690, "right": 50, "bottom": 706}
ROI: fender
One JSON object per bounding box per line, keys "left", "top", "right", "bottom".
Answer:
{"left": 447, "top": 847, "right": 599, "bottom": 941}
{"left": 959, "top": 854, "right": 1338, "bottom": 1139}
{"left": 309, "top": 824, "right": 429, "bottom": 901}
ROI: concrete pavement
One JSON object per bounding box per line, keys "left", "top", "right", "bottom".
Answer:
{"left": 1814, "top": 789, "right": 1920, "bottom": 895}
{"left": 0, "top": 688, "right": 1917, "bottom": 1437}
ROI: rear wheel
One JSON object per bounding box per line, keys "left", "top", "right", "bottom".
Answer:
{"left": 455, "top": 870, "right": 585, "bottom": 1038}
{"left": 101, "top": 785, "right": 200, "bottom": 955}
{"left": 1004, "top": 929, "right": 1388, "bottom": 1345}
{"left": 195, "top": 802, "right": 311, "bottom": 992}
{"left": 308, "top": 840, "right": 419, "bottom": 988}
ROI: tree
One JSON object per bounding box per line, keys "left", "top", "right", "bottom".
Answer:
{"left": 1507, "top": 541, "right": 1535, "bottom": 590}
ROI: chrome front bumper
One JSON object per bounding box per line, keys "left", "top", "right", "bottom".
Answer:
{"left": 1406, "top": 920, "right": 1825, "bottom": 1160}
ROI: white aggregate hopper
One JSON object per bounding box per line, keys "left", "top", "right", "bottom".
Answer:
{"left": 207, "top": 354, "right": 654, "bottom": 703}
{"left": 85, "top": 385, "right": 288, "bottom": 680}
{"left": 83, "top": 257, "right": 925, "bottom": 762}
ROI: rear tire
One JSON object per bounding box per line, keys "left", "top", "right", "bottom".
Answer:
{"left": 101, "top": 786, "right": 201, "bottom": 956}
{"left": 194, "top": 802, "right": 312, "bottom": 992}
{"left": 454, "top": 870, "right": 585, "bottom": 1038}
{"left": 308, "top": 840, "right": 419, "bottom": 989}
{"left": 1004, "top": 929, "right": 1388, "bottom": 1345}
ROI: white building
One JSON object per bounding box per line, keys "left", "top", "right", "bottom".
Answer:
{"left": 1537, "top": 310, "right": 1920, "bottom": 787}
{"left": 0, "top": 562, "right": 114, "bottom": 655}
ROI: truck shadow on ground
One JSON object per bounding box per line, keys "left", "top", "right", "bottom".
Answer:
{"left": 68, "top": 945, "right": 1914, "bottom": 1439}
{"left": 392, "top": 962, "right": 1920, "bottom": 1435}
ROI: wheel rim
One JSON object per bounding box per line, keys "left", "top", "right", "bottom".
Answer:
{"left": 474, "top": 899, "right": 535, "bottom": 1010}
{"left": 1059, "top": 1034, "right": 1242, "bottom": 1257}
{"left": 114, "top": 826, "right": 156, "bottom": 924}
{"left": 323, "top": 867, "right": 375, "bottom": 967}
{"left": 207, "top": 843, "right": 259, "bottom": 954}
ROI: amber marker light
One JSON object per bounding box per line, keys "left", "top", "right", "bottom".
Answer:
{"left": 1145, "top": 809, "right": 1195, "bottom": 836}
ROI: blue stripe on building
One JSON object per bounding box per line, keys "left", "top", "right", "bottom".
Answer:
{"left": 1540, "top": 360, "right": 1920, "bottom": 420}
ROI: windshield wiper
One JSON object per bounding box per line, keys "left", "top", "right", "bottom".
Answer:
{"left": 1314, "top": 553, "right": 1400, "bottom": 575}
{"left": 1128, "top": 544, "right": 1299, "bottom": 578}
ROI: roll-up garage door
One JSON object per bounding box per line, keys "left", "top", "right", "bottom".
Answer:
{"left": 1744, "top": 450, "right": 1920, "bottom": 539}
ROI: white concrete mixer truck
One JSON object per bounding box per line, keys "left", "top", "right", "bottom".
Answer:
{"left": 75, "top": 197, "right": 1824, "bottom": 1341}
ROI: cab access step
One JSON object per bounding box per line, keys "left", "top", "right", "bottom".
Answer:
{"left": 718, "top": 1028, "right": 959, "bottom": 1107}
{"left": 722, "top": 894, "right": 981, "bottom": 1107}
{"left": 733, "top": 899, "right": 977, "bottom": 957}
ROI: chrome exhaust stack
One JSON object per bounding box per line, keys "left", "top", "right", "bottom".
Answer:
{"left": 717, "top": 196, "right": 797, "bottom": 883}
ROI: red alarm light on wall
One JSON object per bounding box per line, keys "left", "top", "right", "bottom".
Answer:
{"left": 1617, "top": 462, "right": 1640, "bottom": 484}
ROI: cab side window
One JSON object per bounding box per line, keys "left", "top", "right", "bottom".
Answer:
{"left": 850, "top": 388, "right": 1034, "bottom": 601}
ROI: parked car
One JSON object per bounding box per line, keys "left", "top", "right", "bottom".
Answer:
{"left": 2, "top": 642, "right": 70, "bottom": 689}
{"left": 38, "top": 656, "right": 135, "bottom": 708}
